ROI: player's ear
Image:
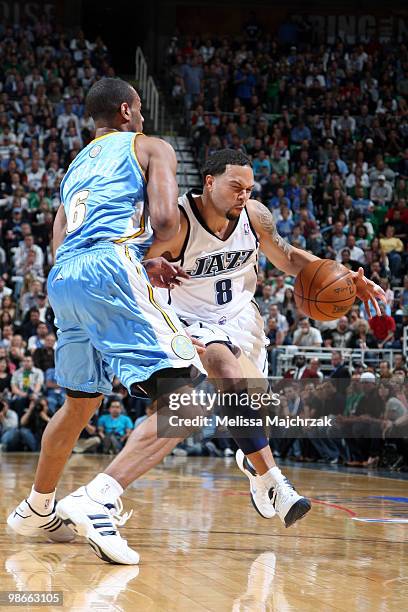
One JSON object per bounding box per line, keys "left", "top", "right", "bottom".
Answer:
{"left": 120, "top": 102, "right": 130, "bottom": 121}
{"left": 205, "top": 174, "right": 214, "bottom": 191}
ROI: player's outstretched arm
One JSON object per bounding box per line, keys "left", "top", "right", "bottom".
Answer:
{"left": 247, "top": 200, "right": 386, "bottom": 314}
{"left": 137, "top": 137, "right": 180, "bottom": 241}
{"left": 143, "top": 210, "right": 189, "bottom": 288}
{"left": 145, "top": 207, "right": 188, "bottom": 260}
{"left": 247, "top": 200, "right": 318, "bottom": 276}
{"left": 52, "top": 204, "right": 67, "bottom": 260}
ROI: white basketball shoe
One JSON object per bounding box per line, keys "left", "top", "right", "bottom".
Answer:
{"left": 270, "top": 478, "right": 311, "bottom": 528}
{"left": 236, "top": 449, "right": 311, "bottom": 526}
{"left": 7, "top": 499, "right": 76, "bottom": 542}
{"left": 56, "top": 486, "right": 139, "bottom": 565}
{"left": 236, "top": 449, "right": 276, "bottom": 519}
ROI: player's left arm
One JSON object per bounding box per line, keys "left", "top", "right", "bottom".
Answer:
{"left": 246, "top": 199, "right": 387, "bottom": 315}
{"left": 52, "top": 204, "right": 67, "bottom": 260}
{"left": 246, "top": 199, "right": 318, "bottom": 275}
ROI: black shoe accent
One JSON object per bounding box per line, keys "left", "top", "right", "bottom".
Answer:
{"left": 25, "top": 500, "right": 54, "bottom": 518}
{"left": 46, "top": 521, "right": 64, "bottom": 533}
{"left": 39, "top": 516, "right": 60, "bottom": 529}
{"left": 14, "top": 510, "right": 30, "bottom": 519}
{"left": 284, "top": 498, "right": 312, "bottom": 528}
{"left": 88, "top": 538, "right": 119, "bottom": 564}
{"left": 243, "top": 456, "right": 258, "bottom": 477}
{"left": 88, "top": 514, "right": 110, "bottom": 520}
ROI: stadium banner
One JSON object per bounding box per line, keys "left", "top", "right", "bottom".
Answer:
{"left": 174, "top": 5, "right": 407, "bottom": 45}
{"left": 0, "top": 0, "right": 56, "bottom": 23}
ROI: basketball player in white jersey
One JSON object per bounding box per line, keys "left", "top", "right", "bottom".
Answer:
{"left": 146, "top": 149, "right": 386, "bottom": 526}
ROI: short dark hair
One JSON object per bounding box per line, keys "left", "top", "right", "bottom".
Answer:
{"left": 85, "top": 78, "right": 136, "bottom": 122}
{"left": 201, "top": 149, "right": 251, "bottom": 182}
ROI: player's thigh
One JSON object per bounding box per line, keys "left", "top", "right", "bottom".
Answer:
{"left": 223, "top": 302, "right": 269, "bottom": 377}
{"left": 201, "top": 343, "right": 243, "bottom": 379}
{"left": 83, "top": 245, "right": 204, "bottom": 392}
{"left": 48, "top": 263, "right": 113, "bottom": 395}
{"left": 54, "top": 323, "right": 113, "bottom": 395}
{"left": 185, "top": 321, "right": 241, "bottom": 377}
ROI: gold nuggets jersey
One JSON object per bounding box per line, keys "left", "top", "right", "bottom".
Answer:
{"left": 169, "top": 190, "right": 259, "bottom": 324}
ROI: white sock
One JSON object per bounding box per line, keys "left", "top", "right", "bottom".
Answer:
{"left": 86, "top": 473, "right": 123, "bottom": 504}
{"left": 27, "top": 486, "right": 56, "bottom": 515}
{"left": 260, "top": 467, "right": 285, "bottom": 490}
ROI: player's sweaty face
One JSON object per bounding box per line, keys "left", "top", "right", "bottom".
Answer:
{"left": 212, "top": 165, "right": 254, "bottom": 220}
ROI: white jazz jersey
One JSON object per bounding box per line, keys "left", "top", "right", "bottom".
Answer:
{"left": 166, "top": 190, "right": 269, "bottom": 376}
{"left": 169, "top": 190, "right": 259, "bottom": 323}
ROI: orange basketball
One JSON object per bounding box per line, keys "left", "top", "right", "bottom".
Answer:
{"left": 294, "top": 259, "right": 357, "bottom": 321}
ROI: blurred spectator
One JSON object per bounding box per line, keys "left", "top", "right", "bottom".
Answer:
{"left": 347, "top": 319, "right": 378, "bottom": 350}
{"left": 73, "top": 415, "right": 101, "bottom": 454}
{"left": 378, "top": 360, "right": 392, "bottom": 379}
{"left": 380, "top": 226, "right": 404, "bottom": 281}
{"left": 329, "top": 351, "right": 350, "bottom": 380}
{"left": 44, "top": 367, "right": 65, "bottom": 414}
{"left": 33, "top": 333, "right": 56, "bottom": 371}
{"left": 19, "top": 397, "right": 51, "bottom": 451}
{"left": 370, "top": 175, "right": 393, "bottom": 206}
{"left": 97, "top": 398, "right": 133, "bottom": 454}
{"left": 326, "top": 317, "right": 353, "bottom": 348}
{"left": 284, "top": 354, "right": 320, "bottom": 380}
{"left": 369, "top": 304, "right": 398, "bottom": 349}
{"left": 0, "top": 399, "right": 19, "bottom": 451}
{"left": 0, "top": 358, "right": 12, "bottom": 393}
{"left": 293, "top": 318, "right": 322, "bottom": 347}
{"left": 11, "top": 354, "right": 44, "bottom": 416}
{"left": 28, "top": 322, "right": 50, "bottom": 353}
{"left": 256, "top": 284, "right": 276, "bottom": 316}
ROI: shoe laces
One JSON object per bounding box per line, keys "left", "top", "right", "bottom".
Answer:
{"left": 105, "top": 497, "right": 133, "bottom": 528}
{"left": 271, "top": 479, "right": 296, "bottom": 509}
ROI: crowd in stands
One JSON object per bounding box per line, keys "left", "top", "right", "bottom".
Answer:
{"left": 0, "top": 18, "right": 148, "bottom": 453}
{"left": 162, "top": 24, "right": 408, "bottom": 469}
{"left": 1, "top": 16, "right": 408, "bottom": 470}
{"left": 165, "top": 23, "right": 408, "bottom": 362}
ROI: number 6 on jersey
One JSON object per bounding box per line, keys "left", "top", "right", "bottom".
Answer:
{"left": 67, "top": 190, "right": 90, "bottom": 233}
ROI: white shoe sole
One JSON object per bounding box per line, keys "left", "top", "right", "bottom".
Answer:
{"left": 57, "top": 499, "right": 139, "bottom": 565}
{"left": 236, "top": 450, "right": 276, "bottom": 519}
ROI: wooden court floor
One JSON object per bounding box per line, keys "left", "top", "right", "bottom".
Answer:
{"left": 1, "top": 454, "right": 408, "bottom": 611}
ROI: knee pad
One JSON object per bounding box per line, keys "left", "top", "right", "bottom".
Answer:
{"left": 66, "top": 388, "right": 103, "bottom": 399}
{"left": 131, "top": 365, "right": 205, "bottom": 401}
{"left": 218, "top": 387, "right": 269, "bottom": 453}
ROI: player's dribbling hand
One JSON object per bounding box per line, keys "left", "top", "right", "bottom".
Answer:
{"left": 352, "top": 267, "right": 387, "bottom": 318}
{"left": 144, "top": 257, "right": 189, "bottom": 288}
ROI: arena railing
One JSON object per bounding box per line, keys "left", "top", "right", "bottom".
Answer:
{"left": 135, "top": 46, "right": 160, "bottom": 132}
{"left": 273, "top": 345, "right": 399, "bottom": 377}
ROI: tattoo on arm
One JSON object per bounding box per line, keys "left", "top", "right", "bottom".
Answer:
{"left": 255, "top": 202, "right": 293, "bottom": 258}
